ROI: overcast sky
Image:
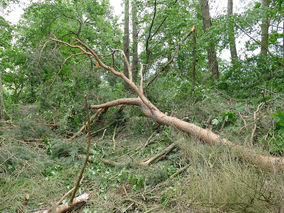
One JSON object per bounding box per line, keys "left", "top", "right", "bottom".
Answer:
{"left": 1, "top": 0, "right": 124, "bottom": 24}
{"left": 2, "top": 0, "right": 254, "bottom": 25}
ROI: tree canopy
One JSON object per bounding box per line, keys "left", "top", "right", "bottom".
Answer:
{"left": 0, "top": 0, "right": 283, "bottom": 212}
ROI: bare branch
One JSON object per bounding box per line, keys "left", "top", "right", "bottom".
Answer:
{"left": 49, "top": 38, "right": 91, "bottom": 55}
{"left": 145, "top": 26, "right": 196, "bottom": 89}
{"left": 90, "top": 98, "right": 141, "bottom": 109}
{"left": 145, "top": 0, "right": 157, "bottom": 64}
{"left": 250, "top": 103, "right": 264, "bottom": 146}
{"left": 150, "top": 0, "right": 178, "bottom": 39}
{"left": 139, "top": 64, "right": 145, "bottom": 93}
{"left": 47, "top": 52, "right": 86, "bottom": 93}
{"left": 37, "top": 40, "right": 51, "bottom": 74}
{"left": 113, "top": 49, "right": 132, "bottom": 82}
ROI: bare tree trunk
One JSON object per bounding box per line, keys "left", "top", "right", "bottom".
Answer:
{"left": 227, "top": 0, "right": 238, "bottom": 61}
{"left": 132, "top": 0, "right": 138, "bottom": 84}
{"left": 199, "top": 0, "right": 219, "bottom": 80}
{"left": 124, "top": 0, "right": 130, "bottom": 90}
{"left": 192, "top": 28, "right": 197, "bottom": 89}
{"left": 260, "top": 0, "right": 270, "bottom": 56}
{"left": 0, "top": 73, "right": 5, "bottom": 120}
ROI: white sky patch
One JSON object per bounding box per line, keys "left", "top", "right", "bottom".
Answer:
{"left": 109, "top": 0, "right": 123, "bottom": 21}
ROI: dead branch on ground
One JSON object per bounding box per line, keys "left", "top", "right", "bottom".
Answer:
{"left": 140, "top": 143, "right": 176, "bottom": 166}
{"left": 250, "top": 103, "right": 264, "bottom": 146}
{"left": 34, "top": 193, "right": 89, "bottom": 213}
{"left": 170, "top": 164, "right": 191, "bottom": 179}
{"left": 102, "top": 143, "right": 176, "bottom": 167}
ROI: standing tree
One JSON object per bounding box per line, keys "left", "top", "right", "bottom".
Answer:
{"left": 132, "top": 0, "right": 138, "bottom": 84}
{"left": 260, "top": 0, "right": 270, "bottom": 56}
{"left": 227, "top": 0, "right": 238, "bottom": 62}
{"left": 199, "top": 0, "right": 219, "bottom": 80}
{"left": 0, "top": 16, "right": 13, "bottom": 120}
{"left": 123, "top": 0, "right": 130, "bottom": 90}
{"left": 0, "top": 75, "right": 4, "bottom": 120}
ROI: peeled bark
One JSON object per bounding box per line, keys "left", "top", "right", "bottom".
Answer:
{"left": 49, "top": 36, "right": 284, "bottom": 172}
{"left": 199, "top": 0, "right": 219, "bottom": 80}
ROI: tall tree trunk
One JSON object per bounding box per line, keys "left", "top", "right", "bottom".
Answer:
{"left": 227, "top": 0, "right": 238, "bottom": 61}
{"left": 0, "top": 73, "right": 5, "bottom": 120}
{"left": 199, "top": 0, "right": 219, "bottom": 80}
{"left": 192, "top": 28, "right": 197, "bottom": 89}
{"left": 283, "top": 20, "right": 284, "bottom": 57}
{"left": 123, "top": 0, "right": 130, "bottom": 90}
{"left": 260, "top": 0, "right": 270, "bottom": 56}
{"left": 132, "top": 0, "right": 138, "bottom": 84}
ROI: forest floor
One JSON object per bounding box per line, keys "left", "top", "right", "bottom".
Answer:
{"left": 1, "top": 94, "right": 284, "bottom": 212}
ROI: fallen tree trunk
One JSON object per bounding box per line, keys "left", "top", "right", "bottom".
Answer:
{"left": 90, "top": 98, "right": 284, "bottom": 171}
{"left": 48, "top": 28, "right": 284, "bottom": 171}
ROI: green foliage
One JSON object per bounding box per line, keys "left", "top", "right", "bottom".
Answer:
{"left": 1, "top": 0, "right": 284, "bottom": 211}
{"left": 13, "top": 120, "right": 48, "bottom": 141}
{"left": 268, "top": 109, "right": 284, "bottom": 155}
{"left": 271, "top": 109, "right": 284, "bottom": 131}
{"left": 212, "top": 111, "right": 237, "bottom": 130}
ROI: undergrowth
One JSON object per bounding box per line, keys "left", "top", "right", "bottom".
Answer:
{"left": 0, "top": 90, "right": 283, "bottom": 212}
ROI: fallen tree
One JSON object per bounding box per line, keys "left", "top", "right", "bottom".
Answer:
{"left": 48, "top": 26, "right": 284, "bottom": 172}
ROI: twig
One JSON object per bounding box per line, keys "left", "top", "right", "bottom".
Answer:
{"left": 249, "top": 103, "right": 264, "bottom": 146}
{"left": 47, "top": 178, "right": 84, "bottom": 212}
{"left": 68, "top": 108, "right": 103, "bottom": 140}
{"left": 112, "top": 124, "right": 117, "bottom": 151}
{"left": 99, "top": 129, "right": 107, "bottom": 141}
{"left": 145, "top": 25, "right": 196, "bottom": 89}
{"left": 140, "top": 143, "right": 176, "bottom": 166}
{"left": 170, "top": 164, "right": 191, "bottom": 179}
{"left": 235, "top": 23, "right": 283, "bottom": 63}
{"left": 144, "top": 206, "right": 161, "bottom": 213}
{"left": 101, "top": 158, "right": 126, "bottom": 167}
{"left": 0, "top": 120, "right": 15, "bottom": 126}
{"left": 238, "top": 112, "right": 248, "bottom": 130}
{"left": 47, "top": 52, "right": 85, "bottom": 93}
{"left": 143, "top": 131, "right": 157, "bottom": 148}
{"left": 145, "top": 0, "right": 157, "bottom": 65}
{"left": 91, "top": 122, "right": 115, "bottom": 136}
{"left": 150, "top": 0, "right": 178, "bottom": 39}
{"left": 70, "top": 96, "right": 92, "bottom": 203}
{"left": 122, "top": 185, "right": 147, "bottom": 212}
{"left": 37, "top": 40, "right": 50, "bottom": 74}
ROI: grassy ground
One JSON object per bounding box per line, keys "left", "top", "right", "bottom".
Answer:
{"left": 0, "top": 94, "right": 283, "bottom": 212}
